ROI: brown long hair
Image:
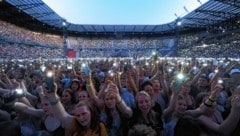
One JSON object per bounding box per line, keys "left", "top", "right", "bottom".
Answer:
{"left": 75, "top": 101, "right": 101, "bottom": 133}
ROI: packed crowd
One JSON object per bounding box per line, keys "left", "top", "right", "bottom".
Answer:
{"left": 2, "top": 19, "right": 240, "bottom": 59}
{"left": 0, "top": 42, "right": 64, "bottom": 59}
{"left": 1, "top": 19, "right": 240, "bottom": 136}
{"left": 0, "top": 20, "right": 64, "bottom": 47}
{"left": 0, "top": 56, "right": 240, "bottom": 136}
{"left": 178, "top": 32, "right": 240, "bottom": 58}
{"left": 67, "top": 37, "right": 174, "bottom": 50}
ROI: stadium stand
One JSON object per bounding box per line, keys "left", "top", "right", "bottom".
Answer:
{"left": 1, "top": 0, "right": 240, "bottom": 136}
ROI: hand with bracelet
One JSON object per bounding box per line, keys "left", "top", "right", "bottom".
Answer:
{"left": 205, "top": 84, "right": 223, "bottom": 107}
{"left": 43, "top": 83, "right": 59, "bottom": 105}
{"left": 85, "top": 71, "right": 93, "bottom": 88}
{"left": 104, "top": 82, "right": 133, "bottom": 119}
{"left": 185, "top": 84, "right": 223, "bottom": 117}
{"left": 105, "top": 82, "right": 122, "bottom": 104}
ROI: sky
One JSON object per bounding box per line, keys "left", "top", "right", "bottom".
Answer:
{"left": 42, "top": 0, "right": 209, "bottom": 25}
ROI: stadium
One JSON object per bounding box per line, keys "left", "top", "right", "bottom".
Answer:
{"left": 0, "top": 0, "right": 240, "bottom": 136}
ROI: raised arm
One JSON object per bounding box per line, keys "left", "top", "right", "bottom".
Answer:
{"left": 163, "top": 92, "right": 177, "bottom": 121}
{"left": 0, "top": 88, "right": 11, "bottom": 95}
{"left": 14, "top": 102, "right": 44, "bottom": 118}
{"left": 86, "top": 75, "right": 104, "bottom": 109}
{"left": 109, "top": 83, "right": 133, "bottom": 118}
{"left": 43, "top": 83, "right": 74, "bottom": 129}
{"left": 198, "top": 95, "right": 240, "bottom": 136}
{"left": 159, "top": 73, "right": 170, "bottom": 97}
{"left": 126, "top": 71, "right": 138, "bottom": 96}
{"left": 185, "top": 84, "right": 240, "bottom": 135}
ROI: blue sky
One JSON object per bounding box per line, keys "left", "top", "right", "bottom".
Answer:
{"left": 43, "top": 0, "right": 208, "bottom": 25}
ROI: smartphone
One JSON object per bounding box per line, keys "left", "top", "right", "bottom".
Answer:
{"left": 3, "top": 88, "right": 24, "bottom": 103}
{"left": 172, "top": 79, "right": 184, "bottom": 91}
{"left": 45, "top": 71, "right": 55, "bottom": 93}
{"left": 123, "top": 64, "right": 132, "bottom": 72}
{"left": 81, "top": 65, "right": 90, "bottom": 76}
{"left": 14, "top": 88, "right": 24, "bottom": 98}
{"left": 172, "top": 73, "right": 186, "bottom": 91}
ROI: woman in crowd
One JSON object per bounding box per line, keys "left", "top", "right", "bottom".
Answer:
{"left": 69, "top": 78, "right": 86, "bottom": 102}
{"left": 178, "top": 82, "right": 195, "bottom": 110}
{"left": 43, "top": 83, "right": 107, "bottom": 136}
{"left": 87, "top": 73, "right": 133, "bottom": 136}
{"left": 129, "top": 91, "right": 163, "bottom": 136}
{"left": 77, "top": 90, "right": 90, "bottom": 103}
{"left": 60, "top": 89, "right": 76, "bottom": 115}
{"left": 139, "top": 81, "right": 163, "bottom": 115}
{"left": 14, "top": 95, "right": 65, "bottom": 136}
{"left": 162, "top": 78, "right": 192, "bottom": 136}
{"left": 151, "top": 77, "right": 170, "bottom": 113}
{"left": 163, "top": 94, "right": 187, "bottom": 136}
{"left": 185, "top": 84, "right": 240, "bottom": 136}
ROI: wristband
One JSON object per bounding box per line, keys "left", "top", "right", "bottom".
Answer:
{"left": 86, "top": 81, "right": 92, "bottom": 87}
{"left": 38, "top": 93, "right": 44, "bottom": 96}
{"left": 208, "top": 98, "right": 215, "bottom": 103}
{"left": 204, "top": 101, "right": 213, "bottom": 107}
{"left": 48, "top": 97, "right": 60, "bottom": 105}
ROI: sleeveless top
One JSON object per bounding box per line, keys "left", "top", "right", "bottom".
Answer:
{"left": 41, "top": 115, "right": 65, "bottom": 136}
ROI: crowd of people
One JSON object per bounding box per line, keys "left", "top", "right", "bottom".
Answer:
{"left": 0, "top": 20, "right": 64, "bottom": 48}
{"left": 1, "top": 20, "right": 240, "bottom": 136}
{"left": 1, "top": 19, "right": 240, "bottom": 59}
{"left": 179, "top": 38, "right": 240, "bottom": 58}
{"left": 67, "top": 37, "right": 174, "bottom": 50}
{"left": 0, "top": 42, "right": 64, "bottom": 59}
{"left": 0, "top": 56, "right": 240, "bottom": 136}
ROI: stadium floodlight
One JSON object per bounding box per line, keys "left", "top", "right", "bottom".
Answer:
{"left": 152, "top": 51, "right": 156, "bottom": 56}
{"left": 174, "top": 14, "right": 182, "bottom": 26}
{"left": 62, "top": 19, "right": 67, "bottom": 27}
{"left": 62, "top": 21, "right": 66, "bottom": 27}
{"left": 177, "top": 21, "right": 182, "bottom": 26}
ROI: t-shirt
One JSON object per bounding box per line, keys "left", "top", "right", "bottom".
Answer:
{"left": 164, "top": 120, "right": 177, "bottom": 136}
{"left": 120, "top": 88, "right": 135, "bottom": 108}
{"left": 65, "top": 118, "right": 107, "bottom": 136}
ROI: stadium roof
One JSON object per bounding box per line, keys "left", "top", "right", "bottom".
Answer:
{"left": 1, "top": 0, "right": 240, "bottom": 36}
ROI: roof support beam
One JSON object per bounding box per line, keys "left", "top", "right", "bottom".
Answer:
{"left": 142, "top": 25, "right": 147, "bottom": 32}
{"left": 16, "top": 3, "right": 44, "bottom": 10}
{"left": 151, "top": 25, "right": 158, "bottom": 32}
{"left": 80, "top": 25, "right": 87, "bottom": 31}
{"left": 185, "top": 17, "right": 212, "bottom": 25}
{"left": 184, "top": 23, "right": 206, "bottom": 28}
{"left": 195, "top": 9, "right": 234, "bottom": 19}
{"left": 215, "top": 0, "right": 240, "bottom": 8}
{"left": 30, "top": 12, "right": 54, "bottom": 18}
{"left": 102, "top": 26, "right": 106, "bottom": 32}
{"left": 167, "top": 24, "right": 173, "bottom": 29}
{"left": 92, "top": 25, "right": 97, "bottom": 32}
{"left": 133, "top": 25, "right": 136, "bottom": 32}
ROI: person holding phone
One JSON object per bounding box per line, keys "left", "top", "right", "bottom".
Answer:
{"left": 13, "top": 86, "right": 65, "bottom": 136}
{"left": 43, "top": 82, "right": 107, "bottom": 136}
{"left": 162, "top": 79, "right": 189, "bottom": 136}
{"left": 86, "top": 73, "right": 133, "bottom": 136}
